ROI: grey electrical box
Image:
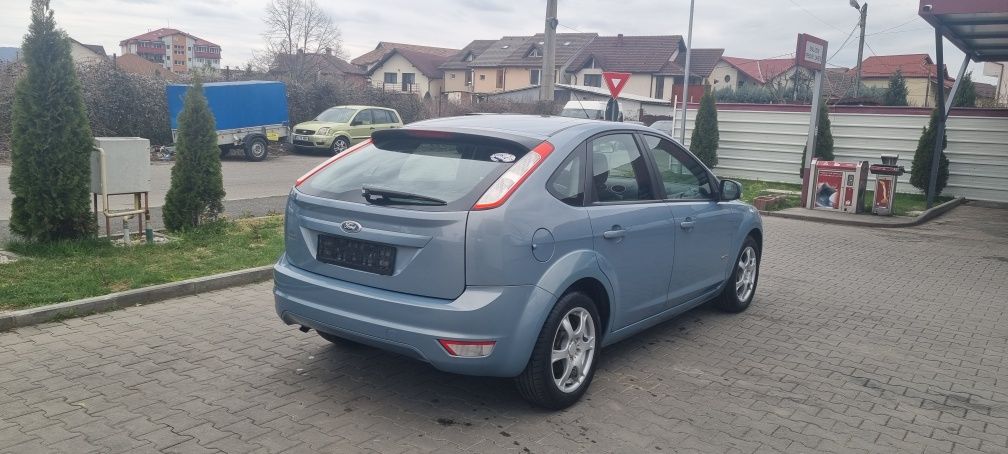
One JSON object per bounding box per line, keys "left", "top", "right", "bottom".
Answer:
{"left": 90, "top": 137, "right": 151, "bottom": 194}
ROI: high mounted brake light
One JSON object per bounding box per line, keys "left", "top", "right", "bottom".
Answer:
{"left": 294, "top": 138, "right": 372, "bottom": 187}
{"left": 473, "top": 141, "right": 555, "bottom": 210}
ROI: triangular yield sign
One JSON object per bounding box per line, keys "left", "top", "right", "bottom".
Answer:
{"left": 602, "top": 71, "right": 631, "bottom": 98}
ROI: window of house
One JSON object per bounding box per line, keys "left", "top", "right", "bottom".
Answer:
{"left": 464, "top": 52, "right": 475, "bottom": 62}
{"left": 449, "top": 73, "right": 456, "bottom": 79}
{"left": 530, "top": 69, "right": 541, "bottom": 85}
{"left": 584, "top": 74, "right": 602, "bottom": 88}
{"left": 479, "top": 74, "right": 486, "bottom": 81}
{"left": 655, "top": 77, "right": 665, "bottom": 99}
{"left": 402, "top": 73, "right": 415, "bottom": 91}
{"left": 496, "top": 69, "right": 504, "bottom": 88}
{"left": 466, "top": 71, "right": 473, "bottom": 85}
{"left": 725, "top": 74, "right": 731, "bottom": 83}
{"left": 384, "top": 72, "right": 397, "bottom": 84}
{"left": 527, "top": 47, "right": 542, "bottom": 58}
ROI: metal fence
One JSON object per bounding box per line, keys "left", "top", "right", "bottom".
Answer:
{"left": 678, "top": 104, "right": 1008, "bottom": 203}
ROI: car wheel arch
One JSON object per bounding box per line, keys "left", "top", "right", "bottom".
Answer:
{"left": 532, "top": 250, "right": 616, "bottom": 341}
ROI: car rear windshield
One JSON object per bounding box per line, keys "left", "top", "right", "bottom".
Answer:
{"left": 315, "top": 107, "right": 355, "bottom": 123}
{"left": 298, "top": 136, "right": 531, "bottom": 211}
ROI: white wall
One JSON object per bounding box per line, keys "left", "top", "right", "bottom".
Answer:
{"left": 679, "top": 106, "right": 1008, "bottom": 202}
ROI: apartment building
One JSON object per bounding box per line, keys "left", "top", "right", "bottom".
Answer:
{"left": 120, "top": 28, "right": 221, "bottom": 74}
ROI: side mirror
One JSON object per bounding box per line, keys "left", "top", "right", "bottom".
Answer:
{"left": 720, "top": 179, "right": 742, "bottom": 201}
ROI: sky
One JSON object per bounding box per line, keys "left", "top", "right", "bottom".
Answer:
{"left": 0, "top": 0, "right": 998, "bottom": 84}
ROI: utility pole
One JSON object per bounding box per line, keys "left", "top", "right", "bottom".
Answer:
{"left": 541, "top": 0, "right": 558, "bottom": 102}
{"left": 678, "top": 0, "right": 695, "bottom": 144}
{"left": 851, "top": 0, "right": 868, "bottom": 97}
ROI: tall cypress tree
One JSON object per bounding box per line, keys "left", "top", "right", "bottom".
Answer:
{"left": 909, "top": 109, "right": 950, "bottom": 197}
{"left": 952, "top": 71, "right": 976, "bottom": 108}
{"left": 801, "top": 98, "right": 835, "bottom": 169}
{"left": 883, "top": 70, "right": 909, "bottom": 106}
{"left": 9, "top": 0, "right": 95, "bottom": 241}
{"left": 162, "top": 79, "right": 225, "bottom": 230}
{"left": 689, "top": 88, "right": 719, "bottom": 168}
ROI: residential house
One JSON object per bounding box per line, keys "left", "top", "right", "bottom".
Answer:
{"left": 120, "top": 28, "right": 221, "bottom": 74}
{"left": 857, "top": 54, "right": 952, "bottom": 107}
{"left": 271, "top": 49, "right": 366, "bottom": 84}
{"left": 715, "top": 57, "right": 798, "bottom": 91}
{"left": 564, "top": 35, "right": 722, "bottom": 103}
{"left": 112, "top": 53, "right": 177, "bottom": 79}
{"left": 982, "top": 61, "right": 1006, "bottom": 105}
{"left": 441, "top": 40, "right": 497, "bottom": 102}
{"left": 366, "top": 47, "right": 456, "bottom": 98}
{"left": 975, "top": 81, "right": 997, "bottom": 105}
{"left": 351, "top": 42, "right": 459, "bottom": 73}
{"left": 70, "top": 39, "right": 107, "bottom": 64}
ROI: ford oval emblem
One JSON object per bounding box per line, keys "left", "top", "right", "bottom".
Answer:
{"left": 340, "top": 221, "right": 362, "bottom": 233}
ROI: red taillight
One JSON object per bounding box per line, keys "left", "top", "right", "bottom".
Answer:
{"left": 473, "top": 141, "right": 555, "bottom": 210}
{"left": 294, "top": 138, "right": 373, "bottom": 187}
{"left": 438, "top": 339, "right": 496, "bottom": 358}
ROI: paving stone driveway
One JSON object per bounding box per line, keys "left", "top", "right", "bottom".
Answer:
{"left": 1, "top": 205, "right": 1006, "bottom": 453}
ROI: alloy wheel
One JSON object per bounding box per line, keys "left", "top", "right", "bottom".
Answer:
{"left": 550, "top": 307, "right": 596, "bottom": 393}
{"left": 735, "top": 246, "right": 758, "bottom": 302}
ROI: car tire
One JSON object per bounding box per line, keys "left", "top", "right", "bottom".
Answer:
{"left": 243, "top": 136, "right": 268, "bottom": 162}
{"left": 716, "top": 236, "right": 760, "bottom": 313}
{"left": 331, "top": 136, "right": 350, "bottom": 155}
{"left": 516, "top": 291, "right": 600, "bottom": 410}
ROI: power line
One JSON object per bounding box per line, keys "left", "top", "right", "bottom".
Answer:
{"left": 866, "top": 17, "right": 918, "bottom": 36}
{"left": 787, "top": 0, "right": 844, "bottom": 32}
{"left": 827, "top": 22, "right": 860, "bottom": 64}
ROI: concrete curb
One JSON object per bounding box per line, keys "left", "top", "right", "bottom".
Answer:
{"left": 0, "top": 265, "right": 274, "bottom": 332}
{"left": 760, "top": 197, "right": 967, "bottom": 228}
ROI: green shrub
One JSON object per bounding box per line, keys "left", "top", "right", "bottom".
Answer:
{"left": 883, "top": 70, "right": 909, "bottom": 106}
{"left": 909, "top": 109, "right": 950, "bottom": 197}
{"left": 952, "top": 71, "right": 976, "bottom": 108}
{"left": 690, "top": 89, "right": 719, "bottom": 168}
{"left": 802, "top": 98, "right": 834, "bottom": 169}
{"left": 9, "top": 0, "right": 95, "bottom": 241}
{"left": 162, "top": 79, "right": 225, "bottom": 230}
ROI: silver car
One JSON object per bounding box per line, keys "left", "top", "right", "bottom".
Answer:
{"left": 274, "top": 115, "right": 763, "bottom": 409}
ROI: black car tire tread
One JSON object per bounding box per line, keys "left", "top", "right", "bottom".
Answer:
{"left": 716, "top": 236, "right": 760, "bottom": 313}
{"left": 516, "top": 291, "right": 600, "bottom": 410}
{"left": 243, "top": 136, "right": 268, "bottom": 162}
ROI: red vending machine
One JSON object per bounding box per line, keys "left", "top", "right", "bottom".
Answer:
{"left": 804, "top": 159, "right": 869, "bottom": 213}
{"left": 868, "top": 154, "right": 905, "bottom": 216}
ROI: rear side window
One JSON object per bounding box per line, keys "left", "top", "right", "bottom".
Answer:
{"left": 548, "top": 150, "right": 584, "bottom": 206}
{"left": 299, "top": 137, "right": 529, "bottom": 211}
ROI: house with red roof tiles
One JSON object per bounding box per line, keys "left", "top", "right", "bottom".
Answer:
{"left": 119, "top": 28, "right": 220, "bottom": 74}
{"left": 857, "top": 54, "right": 953, "bottom": 107}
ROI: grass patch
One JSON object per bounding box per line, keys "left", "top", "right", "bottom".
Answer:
{"left": 0, "top": 216, "right": 284, "bottom": 311}
{"left": 731, "top": 178, "right": 952, "bottom": 215}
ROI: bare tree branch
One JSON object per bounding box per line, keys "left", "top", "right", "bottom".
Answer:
{"left": 261, "top": 0, "right": 344, "bottom": 83}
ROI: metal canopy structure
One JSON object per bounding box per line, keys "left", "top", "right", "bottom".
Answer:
{"left": 918, "top": 0, "right": 1008, "bottom": 207}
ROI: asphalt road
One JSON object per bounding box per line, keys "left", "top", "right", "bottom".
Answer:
{"left": 1, "top": 205, "right": 1006, "bottom": 452}
{"left": 0, "top": 153, "right": 324, "bottom": 241}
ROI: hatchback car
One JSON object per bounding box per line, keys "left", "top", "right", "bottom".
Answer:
{"left": 292, "top": 105, "right": 403, "bottom": 154}
{"left": 274, "top": 115, "right": 762, "bottom": 409}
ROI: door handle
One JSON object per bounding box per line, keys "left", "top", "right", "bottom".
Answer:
{"left": 680, "top": 217, "right": 695, "bottom": 231}
{"left": 603, "top": 226, "right": 626, "bottom": 240}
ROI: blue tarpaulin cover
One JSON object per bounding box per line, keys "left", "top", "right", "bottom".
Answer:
{"left": 166, "top": 80, "right": 288, "bottom": 131}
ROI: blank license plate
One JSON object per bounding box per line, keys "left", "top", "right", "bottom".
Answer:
{"left": 317, "top": 235, "right": 395, "bottom": 275}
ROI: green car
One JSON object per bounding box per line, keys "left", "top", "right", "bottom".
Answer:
{"left": 292, "top": 106, "right": 403, "bottom": 154}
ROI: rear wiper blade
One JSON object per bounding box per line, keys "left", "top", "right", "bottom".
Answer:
{"left": 361, "top": 185, "right": 447, "bottom": 206}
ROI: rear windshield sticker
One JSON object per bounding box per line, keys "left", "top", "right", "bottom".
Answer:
{"left": 490, "top": 153, "right": 516, "bottom": 163}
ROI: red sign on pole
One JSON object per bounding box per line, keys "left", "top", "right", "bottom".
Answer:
{"left": 602, "top": 71, "right": 631, "bottom": 98}
{"left": 795, "top": 33, "right": 828, "bottom": 71}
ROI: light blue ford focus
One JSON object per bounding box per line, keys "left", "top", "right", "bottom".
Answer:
{"left": 274, "top": 115, "right": 762, "bottom": 409}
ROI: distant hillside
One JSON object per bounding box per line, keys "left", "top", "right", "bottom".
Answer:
{"left": 0, "top": 47, "right": 19, "bottom": 62}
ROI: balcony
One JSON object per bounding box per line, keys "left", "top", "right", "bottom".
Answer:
{"left": 136, "top": 45, "right": 165, "bottom": 56}
{"left": 194, "top": 51, "right": 220, "bottom": 59}
{"left": 378, "top": 82, "right": 420, "bottom": 95}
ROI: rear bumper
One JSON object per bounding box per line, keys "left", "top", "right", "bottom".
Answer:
{"left": 273, "top": 254, "right": 555, "bottom": 377}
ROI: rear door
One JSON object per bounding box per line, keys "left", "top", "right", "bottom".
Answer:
{"left": 640, "top": 134, "right": 739, "bottom": 306}
{"left": 583, "top": 133, "right": 676, "bottom": 329}
{"left": 288, "top": 131, "right": 536, "bottom": 300}
{"left": 348, "top": 109, "right": 374, "bottom": 143}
